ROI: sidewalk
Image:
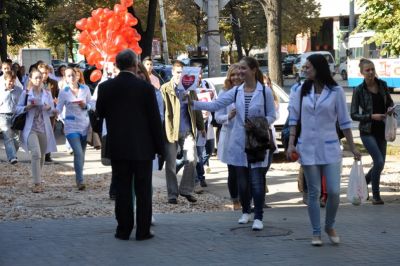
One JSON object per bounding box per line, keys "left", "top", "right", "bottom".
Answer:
{"left": 1, "top": 130, "right": 400, "bottom": 265}
{"left": 1, "top": 204, "right": 400, "bottom": 265}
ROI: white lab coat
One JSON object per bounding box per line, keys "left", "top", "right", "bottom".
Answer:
{"left": 288, "top": 84, "right": 351, "bottom": 165}
{"left": 194, "top": 82, "right": 276, "bottom": 168}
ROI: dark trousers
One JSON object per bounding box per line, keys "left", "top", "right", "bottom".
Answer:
{"left": 227, "top": 164, "right": 238, "bottom": 200}
{"left": 111, "top": 159, "right": 152, "bottom": 239}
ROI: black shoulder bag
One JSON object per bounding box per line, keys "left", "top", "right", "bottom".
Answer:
{"left": 241, "top": 86, "right": 274, "bottom": 163}
{"left": 11, "top": 94, "right": 29, "bottom": 131}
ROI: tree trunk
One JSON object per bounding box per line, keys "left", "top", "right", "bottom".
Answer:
{"left": 196, "top": 20, "right": 202, "bottom": 57}
{"left": 259, "top": 0, "right": 283, "bottom": 86}
{"left": 0, "top": 0, "right": 8, "bottom": 61}
{"left": 228, "top": 1, "right": 243, "bottom": 60}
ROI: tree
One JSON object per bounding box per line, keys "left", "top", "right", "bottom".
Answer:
{"left": 258, "top": 0, "right": 283, "bottom": 86}
{"left": 128, "top": 0, "right": 158, "bottom": 58}
{"left": 356, "top": 0, "right": 400, "bottom": 56}
{"left": 220, "top": 1, "right": 267, "bottom": 57}
{"left": 281, "top": 0, "right": 322, "bottom": 44}
{"left": 42, "top": 0, "right": 119, "bottom": 61}
{"left": 165, "top": 0, "right": 206, "bottom": 57}
{"left": 0, "top": 0, "right": 55, "bottom": 61}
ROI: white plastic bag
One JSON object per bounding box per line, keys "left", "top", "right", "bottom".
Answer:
{"left": 347, "top": 160, "right": 368, "bottom": 206}
{"left": 385, "top": 113, "right": 397, "bottom": 142}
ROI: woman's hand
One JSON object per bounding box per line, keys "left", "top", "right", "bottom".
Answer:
{"left": 78, "top": 101, "right": 86, "bottom": 109}
{"left": 286, "top": 144, "right": 298, "bottom": 161}
{"left": 387, "top": 105, "right": 397, "bottom": 115}
{"left": 228, "top": 108, "right": 236, "bottom": 120}
{"left": 42, "top": 104, "right": 51, "bottom": 111}
{"left": 351, "top": 147, "right": 362, "bottom": 161}
{"left": 24, "top": 104, "right": 35, "bottom": 111}
{"left": 371, "top": 114, "right": 386, "bottom": 121}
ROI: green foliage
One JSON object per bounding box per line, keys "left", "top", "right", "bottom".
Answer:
{"left": 164, "top": 0, "right": 205, "bottom": 54}
{"left": 281, "top": 0, "right": 322, "bottom": 44}
{"left": 356, "top": 0, "right": 400, "bottom": 56}
{"left": 2, "top": 0, "right": 55, "bottom": 46}
{"left": 41, "top": 1, "right": 117, "bottom": 48}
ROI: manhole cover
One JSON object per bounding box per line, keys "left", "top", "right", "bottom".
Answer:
{"left": 25, "top": 198, "right": 80, "bottom": 208}
{"left": 230, "top": 225, "right": 292, "bottom": 237}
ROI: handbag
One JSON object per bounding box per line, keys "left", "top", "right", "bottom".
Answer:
{"left": 88, "top": 109, "right": 103, "bottom": 134}
{"left": 243, "top": 86, "right": 273, "bottom": 163}
{"left": 11, "top": 94, "right": 29, "bottom": 131}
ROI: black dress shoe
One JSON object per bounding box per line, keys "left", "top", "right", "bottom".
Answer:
{"left": 168, "top": 198, "right": 177, "bottom": 204}
{"left": 136, "top": 233, "right": 154, "bottom": 241}
{"left": 114, "top": 233, "right": 130, "bottom": 240}
{"left": 180, "top": 194, "right": 197, "bottom": 203}
{"left": 200, "top": 180, "right": 207, "bottom": 187}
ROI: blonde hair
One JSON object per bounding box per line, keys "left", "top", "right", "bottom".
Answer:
{"left": 73, "top": 67, "right": 85, "bottom": 84}
{"left": 224, "top": 63, "right": 240, "bottom": 89}
{"left": 359, "top": 58, "right": 374, "bottom": 73}
{"left": 3, "top": 70, "right": 16, "bottom": 80}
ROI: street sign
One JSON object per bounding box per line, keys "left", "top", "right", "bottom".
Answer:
{"left": 194, "top": 0, "right": 230, "bottom": 11}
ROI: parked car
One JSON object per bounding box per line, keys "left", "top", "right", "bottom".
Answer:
{"left": 51, "top": 59, "right": 67, "bottom": 70}
{"left": 292, "top": 51, "right": 336, "bottom": 79}
{"left": 282, "top": 54, "right": 299, "bottom": 76}
{"left": 202, "top": 77, "right": 289, "bottom": 149}
{"left": 202, "top": 64, "right": 230, "bottom": 78}
{"left": 153, "top": 65, "right": 173, "bottom": 85}
{"left": 338, "top": 61, "right": 347, "bottom": 80}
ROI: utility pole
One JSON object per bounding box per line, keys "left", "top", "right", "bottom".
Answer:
{"left": 158, "top": 0, "right": 169, "bottom": 64}
{"left": 207, "top": 0, "right": 221, "bottom": 77}
{"left": 349, "top": 0, "right": 355, "bottom": 33}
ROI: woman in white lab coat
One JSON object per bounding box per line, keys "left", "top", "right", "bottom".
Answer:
{"left": 193, "top": 57, "right": 276, "bottom": 231}
{"left": 287, "top": 54, "right": 361, "bottom": 246}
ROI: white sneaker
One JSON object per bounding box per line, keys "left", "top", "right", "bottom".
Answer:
{"left": 151, "top": 215, "right": 155, "bottom": 225}
{"left": 252, "top": 219, "right": 263, "bottom": 231}
{"left": 238, "top": 213, "right": 250, "bottom": 224}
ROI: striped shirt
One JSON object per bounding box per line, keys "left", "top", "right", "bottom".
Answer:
{"left": 244, "top": 91, "right": 254, "bottom": 118}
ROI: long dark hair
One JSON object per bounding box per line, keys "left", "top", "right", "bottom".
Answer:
{"left": 301, "top": 53, "right": 337, "bottom": 96}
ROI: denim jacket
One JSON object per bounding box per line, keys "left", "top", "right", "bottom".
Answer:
{"left": 350, "top": 78, "right": 394, "bottom": 135}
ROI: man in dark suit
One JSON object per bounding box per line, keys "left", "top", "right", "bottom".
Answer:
{"left": 96, "top": 49, "right": 164, "bottom": 241}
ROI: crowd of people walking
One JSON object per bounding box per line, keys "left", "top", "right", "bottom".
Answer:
{"left": 0, "top": 49, "right": 396, "bottom": 244}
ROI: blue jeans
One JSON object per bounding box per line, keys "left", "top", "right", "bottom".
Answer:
{"left": 360, "top": 135, "right": 386, "bottom": 198}
{"left": 195, "top": 146, "right": 205, "bottom": 182}
{"left": 303, "top": 162, "right": 342, "bottom": 236}
{"left": 0, "top": 114, "right": 19, "bottom": 161}
{"left": 236, "top": 166, "right": 266, "bottom": 220}
{"left": 66, "top": 133, "right": 87, "bottom": 184}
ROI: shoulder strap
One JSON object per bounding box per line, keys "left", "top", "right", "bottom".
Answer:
{"left": 24, "top": 92, "right": 29, "bottom": 105}
{"left": 262, "top": 85, "right": 267, "bottom": 116}
{"left": 299, "top": 84, "right": 303, "bottom": 123}
{"left": 234, "top": 86, "right": 239, "bottom": 102}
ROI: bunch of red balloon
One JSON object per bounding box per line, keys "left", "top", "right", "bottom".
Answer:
{"left": 75, "top": 0, "right": 141, "bottom": 82}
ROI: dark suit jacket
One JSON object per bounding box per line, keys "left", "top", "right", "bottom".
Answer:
{"left": 96, "top": 71, "right": 164, "bottom": 161}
